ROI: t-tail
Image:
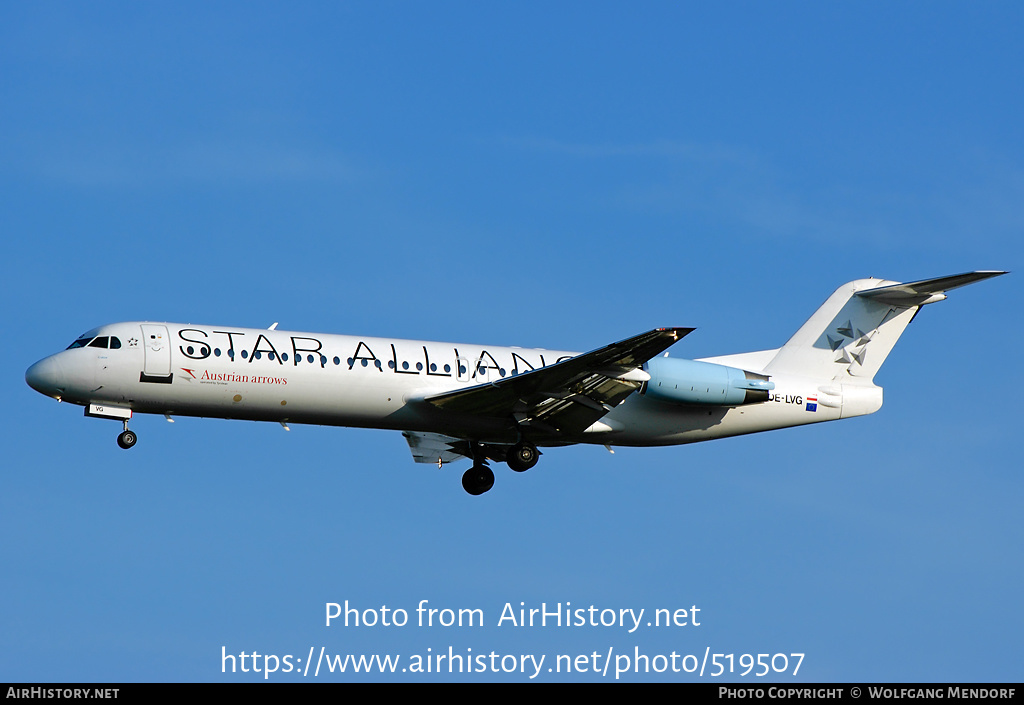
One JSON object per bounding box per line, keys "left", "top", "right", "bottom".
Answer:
{"left": 764, "top": 272, "right": 1007, "bottom": 399}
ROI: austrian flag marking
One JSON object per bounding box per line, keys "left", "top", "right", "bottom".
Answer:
{"left": 806, "top": 396, "right": 818, "bottom": 412}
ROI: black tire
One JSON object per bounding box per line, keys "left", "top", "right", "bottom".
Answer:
{"left": 506, "top": 442, "right": 539, "bottom": 472}
{"left": 117, "top": 430, "right": 137, "bottom": 449}
{"left": 462, "top": 465, "right": 495, "bottom": 495}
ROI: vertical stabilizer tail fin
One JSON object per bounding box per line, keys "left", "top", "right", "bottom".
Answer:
{"left": 764, "top": 271, "right": 1006, "bottom": 382}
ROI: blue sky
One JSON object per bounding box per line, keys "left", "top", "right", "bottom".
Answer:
{"left": 2, "top": 2, "right": 1021, "bottom": 682}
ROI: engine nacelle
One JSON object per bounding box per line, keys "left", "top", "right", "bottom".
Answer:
{"left": 642, "top": 357, "right": 774, "bottom": 406}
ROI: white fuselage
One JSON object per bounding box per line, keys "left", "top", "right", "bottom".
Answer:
{"left": 26, "top": 321, "right": 879, "bottom": 449}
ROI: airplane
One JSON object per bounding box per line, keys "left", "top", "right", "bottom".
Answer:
{"left": 26, "top": 271, "right": 1005, "bottom": 495}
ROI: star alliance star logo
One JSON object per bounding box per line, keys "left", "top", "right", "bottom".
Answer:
{"left": 827, "top": 320, "right": 871, "bottom": 366}
{"left": 127, "top": 338, "right": 138, "bottom": 347}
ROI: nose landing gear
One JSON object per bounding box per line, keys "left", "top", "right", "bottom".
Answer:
{"left": 85, "top": 404, "right": 137, "bottom": 450}
{"left": 117, "top": 420, "right": 137, "bottom": 449}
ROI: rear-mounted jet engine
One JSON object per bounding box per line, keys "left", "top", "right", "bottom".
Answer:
{"left": 641, "top": 357, "right": 774, "bottom": 406}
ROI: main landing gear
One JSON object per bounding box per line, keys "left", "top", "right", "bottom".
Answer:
{"left": 461, "top": 462, "right": 494, "bottom": 496}
{"left": 506, "top": 441, "right": 539, "bottom": 472}
{"left": 460, "top": 441, "right": 540, "bottom": 495}
{"left": 117, "top": 420, "right": 137, "bottom": 449}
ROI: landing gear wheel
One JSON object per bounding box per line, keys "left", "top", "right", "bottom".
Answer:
{"left": 462, "top": 464, "right": 495, "bottom": 495}
{"left": 506, "top": 441, "right": 539, "bottom": 472}
{"left": 117, "top": 430, "right": 137, "bottom": 449}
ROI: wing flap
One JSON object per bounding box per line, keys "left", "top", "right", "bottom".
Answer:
{"left": 402, "top": 431, "right": 470, "bottom": 465}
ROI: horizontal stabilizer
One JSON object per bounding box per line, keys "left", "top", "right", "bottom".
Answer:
{"left": 856, "top": 271, "right": 1007, "bottom": 306}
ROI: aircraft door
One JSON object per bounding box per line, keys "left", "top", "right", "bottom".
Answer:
{"left": 140, "top": 324, "right": 173, "bottom": 382}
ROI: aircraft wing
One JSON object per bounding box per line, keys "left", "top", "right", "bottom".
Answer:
{"left": 421, "top": 327, "right": 693, "bottom": 437}
{"left": 402, "top": 431, "right": 470, "bottom": 465}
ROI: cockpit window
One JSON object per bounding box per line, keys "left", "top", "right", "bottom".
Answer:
{"left": 67, "top": 337, "right": 94, "bottom": 349}
{"left": 67, "top": 335, "right": 122, "bottom": 350}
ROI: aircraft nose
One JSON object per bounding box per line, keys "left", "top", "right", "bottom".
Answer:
{"left": 26, "top": 356, "right": 66, "bottom": 398}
